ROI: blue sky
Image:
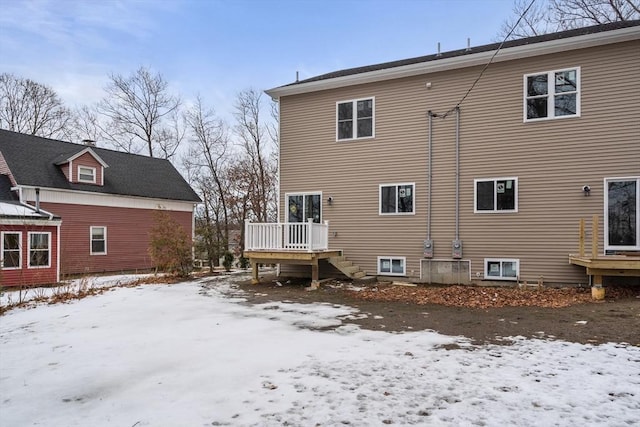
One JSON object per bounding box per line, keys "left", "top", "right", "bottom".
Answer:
{"left": 0, "top": 0, "right": 514, "bottom": 119}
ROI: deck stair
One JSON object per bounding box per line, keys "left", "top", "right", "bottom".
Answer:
{"left": 328, "top": 255, "right": 367, "bottom": 279}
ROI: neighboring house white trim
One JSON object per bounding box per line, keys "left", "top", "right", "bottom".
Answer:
{"left": 90, "top": 226, "right": 107, "bottom": 255}
{"left": 78, "top": 165, "right": 97, "bottom": 184}
{"left": 27, "top": 231, "right": 51, "bottom": 269}
{"left": 19, "top": 186, "right": 196, "bottom": 212}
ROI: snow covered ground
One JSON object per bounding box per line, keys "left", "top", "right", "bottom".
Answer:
{"left": 1, "top": 275, "right": 639, "bottom": 426}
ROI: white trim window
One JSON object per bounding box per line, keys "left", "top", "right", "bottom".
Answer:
{"left": 524, "top": 67, "right": 580, "bottom": 121}
{"left": 28, "top": 232, "right": 50, "bottom": 268}
{"left": 474, "top": 178, "right": 517, "bottom": 213}
{"left": 78, "top": 166, "right": 96, "bottom": 183}
{"left": 484, "top": 258, "right": 519, "bottom": 280}
{"left": 605, "top": 177, "right": 639, "bottom": 251}
{"left": 90, "top": 226, "right": 107, "bottom": 255}
{"left": 378, "top": 256, "right": 406, "bottom": 276}
{"left": 1, "top": 232, "right": 21, "bottom": 269}
{"left": 337, "top": 97, "right": 374, "bottom": 140}
{"left": 380, "top": 183, "right": 415, "bottom": 215}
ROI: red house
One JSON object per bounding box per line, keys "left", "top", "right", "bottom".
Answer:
{"left": 0, "top": 130, "right": 201, "bottom": 286}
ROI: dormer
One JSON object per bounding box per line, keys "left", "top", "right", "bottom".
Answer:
{"left": 56, "top": 147, "right": 109, "bottom": 186}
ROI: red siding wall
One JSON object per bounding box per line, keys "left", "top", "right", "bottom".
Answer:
{"left": 40, "top": 202, "right": 193, "bottom": 275}
{"left": 1, "top": 225, "right": 59, "bottom": 286}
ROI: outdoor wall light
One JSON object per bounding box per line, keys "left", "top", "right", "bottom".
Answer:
{"left": 583, "top": 185, "right": 591, "bottom": 196}
{"left": 327, "top": 196, "right": 333, "bottom": 206}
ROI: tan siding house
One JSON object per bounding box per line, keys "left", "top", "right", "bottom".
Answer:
{"left": 255, "top": 21, "right": 640, "bottom": 286}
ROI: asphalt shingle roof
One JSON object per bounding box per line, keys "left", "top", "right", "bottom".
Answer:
{"left": 283, "top": 20, "right": 640, "bottom": 87}
{"left": 0, "top": 129, "right": 201, "bottom": 203}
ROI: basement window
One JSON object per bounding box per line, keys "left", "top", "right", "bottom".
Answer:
{"left": 378, "top": 256, "right": 406, "bottom": 276}
{"left": 484, "top": 258, "right": 519, "bottom": 280}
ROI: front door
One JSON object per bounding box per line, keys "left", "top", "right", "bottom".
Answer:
{"left": 605, "top": 177, "right": 639, "bottom": 252}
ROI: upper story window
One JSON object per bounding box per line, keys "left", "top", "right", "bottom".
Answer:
{"left": 475, "top": 178, "right": 517, "bottom": 213}
{"left": 1, "top": 232, "right": 21, "bottom": 269}
{"left": 524, "top": 67, "right": 580, "bottom": 121}
{"left": 380, "top": 183, "right": 414, "bottom": 215}
{"left": 337, "top": 97, "right": 374, "bottom": 140}
{"left": 78, "top": 166, "right": 96, "bottom": 183}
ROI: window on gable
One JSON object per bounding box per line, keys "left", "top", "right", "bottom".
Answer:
{"left": 485, "top": 258, "right": 519, "bottom": 280}
{"left": 90, "top": 226, "right": 107, "bottom": 255}
{"left": 1, "top": 232, "right": 21, "bottom": 269}
{"left": 380, "top": 183, "right": 414, "bottom": 215}
{"left": 28, "top": 232, "right": 50, "bottom": 268}
{"left": 475, "top": 178, "right": 517, "bottom": 213}
{"left": 337, "top": 97, "right": 374, "bottom": 140}
{"left": 78, "top": 166, "right": 96, "bottom": 183}
{"left": 378, "top": 256, "right": 406, "bottom": 276}
{"left": 525, "top": 67, "right": 579, "bottom": 121}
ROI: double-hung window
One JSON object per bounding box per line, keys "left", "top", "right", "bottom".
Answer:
{"left": 380, "top": 183, "right": 414, "bottom": 215}
{"left": 90, "top": 226, "right": 107, "bottom": 255}
{"left": 337, "top": 97, "right": 374, "bottom": 140}
{"left": 524, "top": 67, "right": 580, "bottom": 121}
{"left": 1, "top": 232, "right": 21, "bottom": 269}
{"left": 78, "top": 166, "right": 96, "bottom": 183}
{"left": 28, "top": 232, "right": 50, "bottom": 268}
{"left": 475, "top": 178, "right": 517, "bottom": 213}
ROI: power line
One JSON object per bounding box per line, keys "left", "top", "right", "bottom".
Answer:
{"left": 435, "top": 0, "right": 537, "bottom": 119}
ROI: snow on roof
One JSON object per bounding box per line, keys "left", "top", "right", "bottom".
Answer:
{"left": 0, "top": 201, "right": 54, "bottom": 219}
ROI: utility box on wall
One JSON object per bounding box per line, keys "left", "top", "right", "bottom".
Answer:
{"left": 452, "top": 240, "right": 463, "bottom": 259}
{"left": 423, "top": 239, "right": 433, "bottom": 258}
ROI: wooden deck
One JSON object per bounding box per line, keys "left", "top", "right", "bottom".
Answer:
{"left": 569, "top": 254, "right": 640, "bottom": 279}
{"left": 244, "top": 249, "right": 343, "bottom": 286}
{"left": 569, "top": 216, "right": 640, "bottom": 286}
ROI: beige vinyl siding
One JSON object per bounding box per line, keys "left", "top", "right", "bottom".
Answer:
{"left": 279, "top": 40, "right": 640, "bottom": 285}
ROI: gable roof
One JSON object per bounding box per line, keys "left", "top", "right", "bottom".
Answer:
{"left": 54, "top": 146, "right": 109, "bottom": 168}
{"left": 0, "top": 129, "right": 201, "bottom": 203}
{"left": 266, "top": 20, "right": 640, "bottom": 99}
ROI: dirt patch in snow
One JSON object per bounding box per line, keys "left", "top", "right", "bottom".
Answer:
{"left": 231, "top": 275, "right": 640, "bottom": 346}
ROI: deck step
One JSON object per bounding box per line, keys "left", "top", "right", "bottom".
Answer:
{"left": 328, "top": 256, "right": 368, "bottom": 280}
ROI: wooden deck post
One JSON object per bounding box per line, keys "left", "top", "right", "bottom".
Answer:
{"left": 578, "top": 218, "right": 585, "bottom": 257}
{"left": 251, "top": 260, "right": 259, "bottom": 285}
{"left": 591, "top": 215, "right": 599, "bottom": 260}
{"left": 310, "top": 256, "right": 319, "bottom": 289}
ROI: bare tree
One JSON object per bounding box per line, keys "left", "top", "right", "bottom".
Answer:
{"left": 0, "top": 73, "right": 74, "bottom": 139}
{"left": 97, "top": 67, "right": 181, "bottom": 158}
{"left": 184, "top": 95, "right": 230, "bottom": 267}
{"left": 233, "top": 88, "right": 278, "bottom": 223}
{"left": 499, "top": 0, "right": 640, "bottom": 40}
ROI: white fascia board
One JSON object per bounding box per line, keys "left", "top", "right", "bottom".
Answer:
{"left": 17, "top": 185, "right": 196, "bottom": 212}
{"left": 0, "top": 219, "right": 62, "bottom": 226}
{"left": 266, "top": 26, "right": 640, "bottom": 99}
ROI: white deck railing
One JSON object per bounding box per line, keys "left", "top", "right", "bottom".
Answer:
{"left": 245, "top": 219, "right": 329, "bottom": 251}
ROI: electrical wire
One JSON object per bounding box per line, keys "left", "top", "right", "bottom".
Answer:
{"left": 434, "top": 0, "right": 537, "bottom": 119}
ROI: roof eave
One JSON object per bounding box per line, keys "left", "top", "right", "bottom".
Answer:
{"left": 265, "top": 25, "right": 640, "bottom": 100}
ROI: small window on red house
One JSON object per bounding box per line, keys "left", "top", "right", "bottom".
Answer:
{"left": 2, "top": 232, "right": 21, "bottom": 269}
{"left": 78, "top": 166, "right": 96, "bottom": 183}
{"left": 28, "top": 232, "right": 50, "bottom": 268}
